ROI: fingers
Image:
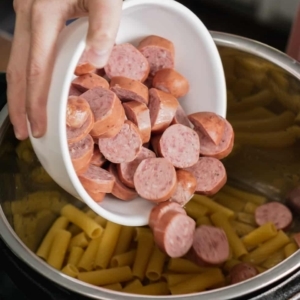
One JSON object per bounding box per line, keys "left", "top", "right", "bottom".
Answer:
{"left": 26, "top": 0, "right": 65, "bottom": 138}
{"left": 84, "top": 0, "right": 123, "bottom": 68}
{"left": 6, "top": 0, "right": 33, "bottom": 140}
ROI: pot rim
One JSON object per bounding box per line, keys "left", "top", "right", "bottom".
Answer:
{"left": 1, "top": 31, "right": 300, "bottom": 300}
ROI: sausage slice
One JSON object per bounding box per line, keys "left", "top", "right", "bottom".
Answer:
{"left": 230, "top": 263, "right": 258, "bottom": 284}
{"left": 86, "top": 190, "right": 106, "bottom": 203}
{"left": 69, "top": 85, "right": 82, "bottom": 97}
{"left": 133, "top": 157, "right": 177, "bottom": 202}
{"left": 90, "top": 145, "right": 106, "bottom": 167}
{"left": 66, "top": 96, "right": 91, "bottom": 129}
{"left": 255, "top": 202, "right": 292, "bottom": 230}
{"left": 72, "top": 73, "right": 109, "bottom": 93}
{"left": 286, "top": 186, "right": 300, "bottom": 215}
{"left": 184, "top": 157, "right": 227, "bottom": 196}
{"left": 171, "top": 104, "right": 191, "bottom": 127}
{"left": 158, "top": 124, "right": 200, "bottom": 168}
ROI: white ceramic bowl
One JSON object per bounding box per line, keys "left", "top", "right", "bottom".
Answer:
{"left": 28, "top": 0, "right": 226, "bottom": 226}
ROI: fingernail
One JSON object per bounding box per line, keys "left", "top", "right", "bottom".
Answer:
{"left": 86, "top": 48, "right": 110, "bottom": 68}
{"left": 31, "top": 123, "right": 41, "bottom": 138}
{"left": 13, "top": 127, "right": 23, "bottom": 140}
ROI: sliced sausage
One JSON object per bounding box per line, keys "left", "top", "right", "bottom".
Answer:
{"left": 152, "top": 68, "right": 189, "bottom": 98}
{"left": 117, "top": 147, "right": 156, "bottom": 188}
{"left": 255, "top": 202, "right": 292, "bottom": 230}
{"left": 69, "top": 85, "right": 82, "bottom": 96}
{"left": 158, "top": 124, "right": 200, "bottom": 168}
{"left": 98, "top": 120, "right": 142, "bottom": 164}
{"left": 286, "top": 186, "right": 300, "bottom": 215}
{"left": 104, "top": 43, "right": 150, "bottom": 82}
{"left": 86, "top": 190, "right": 106, "bottom": 203}
{"left": 149, "top": 201, "right": 186, "bottom": 230}
{"left": 72, "top": 73, "right": 109, "bottom": 93}
{"left": 138, "top": 35, "right": 175, "bottom": 76}
{"left": 148, "top": 88, "right": 179, "bottom": 133}
{"left": 122, "top": 101, "right": 151, "bottom": 144}
{"left": 67, "top": 108, "right": 94, "bottom": 144}
{"left": 192, "top": 225, "right": 229, "bottom": 266}
{"left": 230, "top": 263, "right": 258, "bottom": 284}
{"left": 80, "top": 87, "right": 124, "bottom": 137}
{"left": 75, "top": 63, "right": 96, "bottom": 76}
{"left": 90, "top": 145, "right": 106, "bottom": 167}
{"left": 170, "top": 170, "right": 197, "bottom": 206}
{"left": 133, "top": 157, "right": 177, "bottom": 202}
{"left": 108, "top": 163, "right": 138, "bottom": 201}
{"left": 110, "top": 76, "right": 149, "bottom": 105}
{"left": 68, "top": 134, "right": 93, "bottom": 174}
{"left": 184, "top": 157, "right": 227, "bottom": 196}
{"left": 196, "top": 117, "right": 234, "bottom": 160}
{"left": 153, "top": 211, "right": 195, "bottom": 257}
{"left": 171, "top": 105, "right": 191, "bottom": 127}
{"left": 188, "top": 112, "right": 225, "bottom": 145}
{"left": 150, "top": 134, "right": 162, "bottom": 156}
{"left": 66, "top": 96, "right": 90, "bottom": 129}
{"left": 79, "top": 164, "right": 115, "bottom": 193}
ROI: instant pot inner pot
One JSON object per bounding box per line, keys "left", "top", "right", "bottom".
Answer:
{"left": 1, "top": 45, "right": 300, "bottom": 298}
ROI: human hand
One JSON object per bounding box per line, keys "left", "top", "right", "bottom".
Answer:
{"left": 7, "top": 0, "right": 123, "bottom": 140}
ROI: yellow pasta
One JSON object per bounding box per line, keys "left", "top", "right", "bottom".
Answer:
{"left": 236, "top": 212, "right": 256, "bottom": 226}
{"left": 61, "top": 264, "right": 79, "bottom": 278}
{"left": 228, "top": 107, "right": 276, "bottom": 121}
{"left": 36, "top": 216, "right": 69, "bottom": 260}
{"left": 221, "top": 185, "right": 267, "bottom": 205}
{"left": 123, "top": 279, "right": 143, "bottom": 292}
{"left": 110, "top": 249, "right": 136, "bottom": 268}
{"left": 146, "top": 246, "right": 167, "bottom": 281}
{"left": 67, "top": 246, "right": 84, "bottom": 266}
{"left": 94, "top": 221, "right": 122, "bottom": 269}
{"left": 129, "top": 282, "right": 169, "bottom": 296}
{"left": 192, "top": 194, "right": 235, "bottom": 218}
{"left": 93, "top": 215, "right": 107, "bottom": 228}
{"left": 232, "top": 78, "right": 254, "bottom": 99}
{"left": 214, "top": 193, "right": 245, "bottom": 212}
{"left": 85, "top": 209, "right": 97, "bottom": 219}
{"left": 230, "top": 220, "right": 255, "bottom": 237}
{"left": 163, "top": 273, "right": 195, "bottom": 286}
{"left": 47, "top": 229, "right": 71, "bottom": 270}
{"left": 170, "top": 268, "right": 224, "bottom": 295}
{"left": 78, "top": 236, "right": 102, "bottom": 271}
{"left": 223, "top": 259, "right": 241, "bottom": 273}
{"left": 261, "top": 250, "right": 285, "bottom": 269}
{"left": 196, "top": 216, "right": 212, "bottom": 226}
{"left": 243, "top": 202, "right": 258, "bottom": 214}
{"left": 242, "top": 222, "right": 277, "bottom": 247}
{"left": 167, "top": 258, "right": 206, "bottom": 273}
{"left": 211, "top": 212, "right": 248, "bottom": 258}
{"left": 132, "top": 228, "right": 154, "bottom": 280}
{"left": 242, "top": 231, "right": 290, "bottom": 265}
{"left": 185, "top": 201, "right": 208, "bottom": 219}
{"left": 284, "top": 242, "right": 298, "bottom": 258}
{"left": 78, "top": 266, "right": 133, "bottom": 286}
{"left": 61, "top": 204, "right": 103, "bottom": 239}
{"left": 256, "top": 266, "right": 267, "bottom": 273}
{"left": 134, "top": 227, "right": 152, "bottom": 241}
{"left": 68, "top": 232, "right": 89, "bottom": 251}
{"left": 102, "top": 283, "right": 123, "bottom": 291}
{"left": 68, "top": 224, "right": 82, "bottom": 236}
{"left": 113, "top": 226, "right": 135, "bottom": 255}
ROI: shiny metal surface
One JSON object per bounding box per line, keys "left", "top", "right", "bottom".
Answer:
{"left": 1, "top": 32, "right": 300, "bottom": 299}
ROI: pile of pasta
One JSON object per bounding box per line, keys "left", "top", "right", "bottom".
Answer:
{"left": 34, "top": 185, "right": 300, "bottom": 296}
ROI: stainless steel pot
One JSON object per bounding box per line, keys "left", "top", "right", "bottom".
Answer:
{"left": 1, "top": 32, "right": 300, "bottom": 300}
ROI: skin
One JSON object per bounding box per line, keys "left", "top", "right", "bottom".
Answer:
{"left": 7, "top": 0, "right": 123, "bottom": 140}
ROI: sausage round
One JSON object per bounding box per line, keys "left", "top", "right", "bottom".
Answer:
{"left": 75, "top": 63, "right": 96, "bottom": 76}
{"left": 188, "top": 112, "right": 225, "bottom": 145}
{"left": 150, "top": 134, "right": 162, "bottom": 156}
{"left": 122, "top": 101, "right": 151, "bottom": 144}
{"left": 286, "top": 186, "right": 300, "bottom": 215}
{"left": 79, "top": 164, "right": 115, "bottom": 193}
{"left": 149, "top": 201, "right": 186, "bottom": 230}
{"left": 98, "top": 120, "right": 142, "bottom": 164}
{"left": 133, "top": 157, "right": 177, "bottom": 202}
{"left": 81, "top": 87, "right": 124, "bottom": 137}
{"left": 152, "top": 68, "right": 189, "bottom": 98}
{"left": 110, "top": 76, "right": 149, "bottom": 105}
{"left": 108, "top": 163, "right": 138, "bottom": 201}
{"left": 66, "top": 96, "right": 91, "bottom": 129}
{"left": 67, "top": 108, "right": 94, "bottom": 144}
{"left": 230, "top": 263, "right": 258, "bottom": 284}
{"left": 138, "top": 35, "right": 175, "bottom": 76}
{"left": 158, "top": 124, "right": 200, "bottom": 168}
{"left": 197, "top": 117, "right": 234, "bottom": 160}
{"left": 148, "top": 88, "right": 179, "bottom": 133}
{"left": 104, "top": 43, "right": 150, "bottom": 82}
{"left": 255, "top": 202, "right": 292, "bottom": 230}
{"left": 184, "top": 157, "right": 227, "bottom": 196}
{"left": 171, "top": 104, "right": 191, "bottom": 127}
{"left": 117, "top": 147, "right": 156, "bottom": 188}
{"left": 86, "top": 190, "right": 106, "bottom": 203}
{"left": 68, "top": 134, "right": 94, "bottom": 174}
{"left": 192, "top": 225, "right": 230, "bottom": 266}
{"left": 170, "top": 170, "right": 197, "bottom": 206}
{"left": 90, "top": 145, "right": 106, "bottom": 167}
{"left": 69, "top": 85, "right": 82, "bottom": 97}
{"left": 153, "top": 211, "right": 195, "bottom": 257}
{"left": 72, "top": 73, "right": 109, "bottom": 93}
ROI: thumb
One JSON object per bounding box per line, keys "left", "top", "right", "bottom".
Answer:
{"left": 85, "top": 0, "right": 123, "bottom": 68}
